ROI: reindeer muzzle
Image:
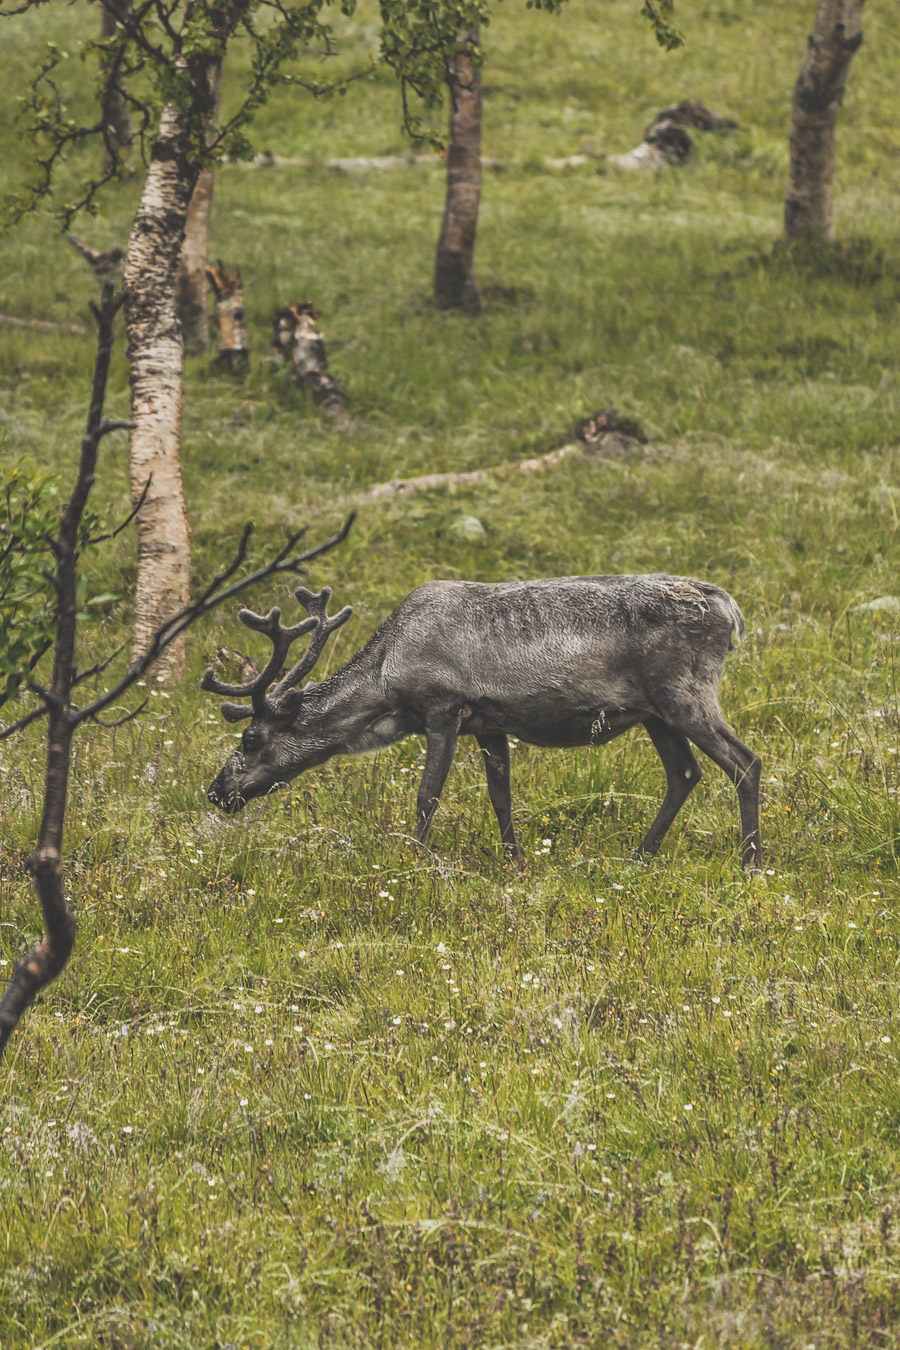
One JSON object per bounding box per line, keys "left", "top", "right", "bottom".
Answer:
{"left": 207, "top": 779, "right": 246, "bottom": 814}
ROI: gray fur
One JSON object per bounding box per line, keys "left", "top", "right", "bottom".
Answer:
{"left": 207, "top": 574, "right": 762, "bottom": 867}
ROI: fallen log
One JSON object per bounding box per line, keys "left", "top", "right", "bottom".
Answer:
{"left": 350, "top": 410, "right": 652, "bottom": 505}
{"left": 610, "top": 100, "right": 737, "bottom": 171}
{"left": 0, "top": 313, "right": 88, "bottom": 335}
{"left": 352, "top": 444, "right": 581, "bottom": 505}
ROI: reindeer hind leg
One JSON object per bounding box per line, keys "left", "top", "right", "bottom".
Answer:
{"left": 679, "top": 711, "right": 762, "bottom": 869}
{"left": 634, "top": 715, "right": 702, "bottom": 859}
{"left": 477, "top": 733, "right": 521, "bottom": 861}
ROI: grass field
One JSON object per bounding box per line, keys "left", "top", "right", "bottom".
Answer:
{"left": 2, "top": 1, "right": 900, "bottom": 1346}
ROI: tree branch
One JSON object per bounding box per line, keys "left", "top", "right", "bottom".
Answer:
{"left": 0, "top": 703, "right": 50, "bottom": 742}
{"left": 86, "top": 698, "right": 149, "bottom": 728}
{"left": 0, "top": 847, "right": 75, "bottom": 1056}
{"left": 82, "top": 476, "right": 149, "bottom": 547}
{"left": 71, "top": 642, "right": 129, "bottom": 689}
{"left": 0, "top": 287, "right": 125, "bottom": 1061}
{"left": 70, "top": 513, "right": 355, "bottom": 727}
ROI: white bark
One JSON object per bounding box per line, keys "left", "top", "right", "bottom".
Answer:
{"left": 125, "top": 102, "right": 196, "bottom": 682}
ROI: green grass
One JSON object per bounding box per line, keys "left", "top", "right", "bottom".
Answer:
{"left": 2, "top": 0, "right": 900, "bottom": 1346}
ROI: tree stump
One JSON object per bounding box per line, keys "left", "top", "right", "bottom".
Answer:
{"left": 269, "top": 301, "right": 349, "bottom": 420}
{"left": 207, "top": 261, "right": 249, "bottom": 373}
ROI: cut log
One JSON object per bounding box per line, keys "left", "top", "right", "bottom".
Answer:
{"left": 207, "top": 261, "right": 249, "bottom": 373}
{"left": 269, "top": 301, "right": 350, "bottom": 421}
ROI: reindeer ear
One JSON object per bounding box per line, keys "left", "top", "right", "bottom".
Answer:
{"left": 302, "top": 679, "right": 319, "bottom": 693}
{"left": 221, "top": 702, "right": 254, "bottom": 723}
{"left": 276, "top": 687, "right": 306, "bottom": 716}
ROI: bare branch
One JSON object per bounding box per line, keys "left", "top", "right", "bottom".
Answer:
{"left": 96, "top": 418, "right": 136, "bottom": 441}
{"left": 70, "top": 513, "right": 356, "bottom": 727}
{"left": 0, "top": 634, "right": 54, "bottom": 716}
{"left": 24, "top": 680, "right": 57, "bottom": 709}
{"left": 71, "top": 642, "right": 129, "bottom": 689}
{"left": 87, "top": 698, "right": 148, "bottom": 728}
{"left": 0, "top": 847, "right": 75, "bottom": 1057}
{"left": 82, "top": 477, "right": 149, "bottom": 547}
{"left": 0, "top": 288, "right": 124, "bottom": 1060}
{"left": 0, "top": 0, "right": 53, "bottom": 13}
{"left": 0, "top": 703, "right": 49, "bottom": 742}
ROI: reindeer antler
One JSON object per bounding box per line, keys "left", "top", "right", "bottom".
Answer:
{"left": 200, "top": 606, "right": 316, "bottom": 719}
{"left": 270, "top": 587, "right": 353, "bottom": 698}
{"left": 201, "top": 588, "right": 352, "bottom": 720}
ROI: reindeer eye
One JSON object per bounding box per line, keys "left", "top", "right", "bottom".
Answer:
{"left": 242, "top": 727, "right": 263, "bottom": 752}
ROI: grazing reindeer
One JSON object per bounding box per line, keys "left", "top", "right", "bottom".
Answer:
{"left": 204, "top": 575, "right": 762, "bottom": 866}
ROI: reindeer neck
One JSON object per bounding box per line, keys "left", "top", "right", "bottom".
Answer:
{"left": 298, "top": 643, "right": 398, "bottom": 755}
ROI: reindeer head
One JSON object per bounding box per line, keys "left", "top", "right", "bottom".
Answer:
{"left": 203, "top": 585, "right": 352, "bottom": 813}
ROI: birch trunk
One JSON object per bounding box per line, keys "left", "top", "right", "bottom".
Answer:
{"left": 176, "top": 63, "right": 223, "bottom": 352}
{"left": 125, "top": 102, "right": 199, "bottom": 682}
{"left": 434, "top": 30, "right": 484, "bottom": 312}
{"left": 784, "top": 0, "right": 864, "bottom": 242}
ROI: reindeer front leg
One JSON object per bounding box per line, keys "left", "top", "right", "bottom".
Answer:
{"left": 416, "top": 711, "right": 462, "bottom": 847}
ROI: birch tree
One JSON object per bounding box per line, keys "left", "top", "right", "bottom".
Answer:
{"left": 5, "top": 0, "right": 359, "bottom": 682}
{"left": 175, "top": 62, "right": 224, "bottom": 353}
{"left": 784, "top": 0, "right": 864, "bottom": 242}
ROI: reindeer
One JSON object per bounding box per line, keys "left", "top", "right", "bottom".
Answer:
{"left": 204, "top": 574, "right": 762, "bottom": 867}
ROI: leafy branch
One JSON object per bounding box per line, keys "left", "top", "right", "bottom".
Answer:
{"left": 1, "top": 0, "right": 373, "bottom": 226}
{"left": 641, "top": 0, "right": 683, "bottom": 51}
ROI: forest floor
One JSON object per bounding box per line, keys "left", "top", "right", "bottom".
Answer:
{"left": 2, "top": 1, "right": 900, "bottom": 1346}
